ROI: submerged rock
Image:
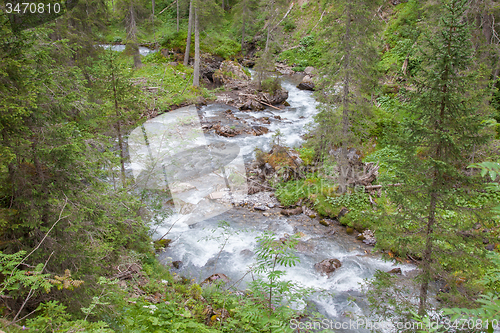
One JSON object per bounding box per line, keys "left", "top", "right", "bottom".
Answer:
{"left": 297, "top": 75, "right": 315, "bottom": 91}
{"left": 387, "top": 267, "right": 402, "bottom": 274}
{"left": 314, "top": 258, "right": 342, "bottom": 277}
{"left": 172, "top": 261, "right": 183, "bottom": 269}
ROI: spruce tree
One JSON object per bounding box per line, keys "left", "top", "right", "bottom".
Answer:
{"left": 91, "top": 51, "right": 143, "bottom": 187}
{"left": 315, "top": 0, "right": 381, "bottom": 193}
{"left": 384, "top": 0, "right": 491, "bottom": 315}
{"left": 191, "top": 0, "right": 222, "bottom": 87}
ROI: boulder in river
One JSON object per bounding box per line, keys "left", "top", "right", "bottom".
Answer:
{"left": 297, "top": 75, "right": 315, "bottom": 91}
{"left": 387, "top": 267, "right": 402, "bottom": 274}
{"left": 213, "top": 60, "right": 250, "bottom": 85}
{"left": 172, "top": 260, "right": 183, "bottom": 269}
{"left": 314, "top": 258, "right": 342, "bottom": 277}
{"left": 213, "top": 124, "right": 241, "bottom": 137}
{"left": 281, "top": 206, "right": 303, "bottom": 216}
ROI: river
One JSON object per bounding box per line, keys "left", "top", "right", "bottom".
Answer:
{"left": 126, "top": 74, "right": 415, "bottom": 332}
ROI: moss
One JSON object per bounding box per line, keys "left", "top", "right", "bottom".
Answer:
{"left": 154, "top": 239, "right": 171, "bottom": 250}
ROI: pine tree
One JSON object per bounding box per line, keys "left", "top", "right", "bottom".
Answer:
{"left": 116, "top": 0, "right": 149, "bottom": 68}
{"left": 191, "top": 0, "right": 222, "bottom": 87}
{"left": 384, "top": 0, "right": 492, "bottom": 315}
{"left": 232, "top": 0, "right": 259, "bottom": 52}
{"left": 315, "top": 0, "right": 381, "bottom": 193}
{"left": 91, "top": 51, "right": 144, "bottom": 187}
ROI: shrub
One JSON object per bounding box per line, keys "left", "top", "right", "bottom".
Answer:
{"left": 260, "top": 77, "right": 282, "bottom": 94}
{"left": 142, "top": 51, "right": 168, "bottom": 64}
{"left": 282, "top": 18, "right": 296, "bottom": 32}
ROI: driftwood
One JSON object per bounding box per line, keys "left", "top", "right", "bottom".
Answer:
{"left": 158, "top": 0, "right": 176, "bottom": 15}
{"left": 238, "top": 93, "right": 282, "bottom": 110}
{"left": 364, "top": 183, "right": 402, "bottom": 191}
{"left": 260, "top": 100, "right": 282, "bottom": 110}
{"left": 273, "top": 2, "right": 295, "bottom": 31}
{"left": 113, "top": 263, "right": 141, "bottom": 280}
{"left": 346, "top": 162, "right": 379, "bottom": 186}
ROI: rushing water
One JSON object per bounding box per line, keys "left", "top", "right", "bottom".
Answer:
{"left": 140, "top": 74, "right": 414, "bottom": 332}
{"left": 98, "top": 44, "right": 157, "bottom": 56}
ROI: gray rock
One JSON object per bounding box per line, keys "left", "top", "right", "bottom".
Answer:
{"left": 314, "top": 258, "right": 342, "bottom": 277}
{"left": 304, "top": 66, "right": 316, "bottom": 76}
{"left": 387, "top": 267, "right": 402, "bottom": 274}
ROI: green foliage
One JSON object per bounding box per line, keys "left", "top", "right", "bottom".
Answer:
{"left": 469, "top": 161, "right": 500, "bottom": 217}
{"left": 298, "top": 147, "right": 315, "bottom": 166}
{"left": 299, "top": 35, "right": 315, "bottom": 48}
{"left": 281, "top": 18, "right": 296, "bottom": 32}
{"left": 27, "top": 301, "right": 113, "bottom": 332}
{"left": 379, "top": 0, "right": 421, "bottom": 74}
{"left": 260, "top": 77, "right": 282, "bottom": 94}
{"left": 275, "top": 175, "right": 334, "bottom": 207}
{"left": 277, "top": 39, "right": 323, "bottom": 70}
{"left": 142, "top": 51, "right": 169, "bottom": 64}
{"left": 160, "top": 30, "right": 188, "bottom": 51}
{"left": 203, "top": 33, "right": 241, "bottom": 59}
{"left": 0, "top": 251, "right": 53, "bottom": 295}
{"left": 241, "top": 232, "right": 315, "bottom": 332}
{"left": 326, "top": 186, "right": 371, "bottom": 211}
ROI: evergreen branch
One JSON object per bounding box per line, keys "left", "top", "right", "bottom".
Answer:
{"left": 12, "top": 196, "right": 69, "bottom": 275}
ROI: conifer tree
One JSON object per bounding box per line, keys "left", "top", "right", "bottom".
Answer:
{"left": 191, "top": 0, "right": 222, "bottom": 87}
{"left": 232, "top": 0, "right": 259, "bottom": 52}
{"left": 91, "top": 51, "right": 143, "bottom": 187}
{"left": 315, "top": 0, "right": 381, "bottom": 193}
{"left": 383, "top": 0, "right": 492, "bottom": 315}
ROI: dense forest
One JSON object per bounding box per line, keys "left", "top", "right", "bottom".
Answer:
{"left": 1, "top": 0, "right": 500, "bottom": 331}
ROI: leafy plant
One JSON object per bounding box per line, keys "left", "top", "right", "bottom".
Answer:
{"left": 243, "top": 232, "right": 315, "bottom": 332}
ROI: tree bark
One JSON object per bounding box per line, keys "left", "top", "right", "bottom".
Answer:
{"left": 264, "top": 1, "right": 274, "bottom": 53}
{"left": 418, "top": 189, "right": 437, "bottom": 316}
{"left": 241, "top": 12, "right": 246, "bottom": 53}
{"left": 183, "top": 0, "right": 193, "bottom": 66}
{"left": 339, "top": 2, "right": 352, "bottom": 194}
{"left": 176, "top": 0, "right": 179, "bottom": 32}
{"left": 129, "top": 4, "right": 142, "bottom": 68}
{"left": 111, "top": 71, "right": 126, "bottom": 187}
{"left": 193, "top": 6, "right": 200, "bottom": 87}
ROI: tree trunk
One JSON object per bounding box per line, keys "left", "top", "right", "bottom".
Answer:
{"left": 339, "top": 3, "right": 352, "bottom": 194}
{"left": 222, "top": 0, "right": 224, "bottom": 11}
{"left": 129, "top": 4, "right": 142, "bottom": 68}
{"left": 418, "top": 189, "right": 437, "bottom": 315}
{"left": 193, "top": 6, "right": 200, "bottom": 87}
{"left": 265, "top": 24, "right": 271, "bottom": 53}
{"left": 264, "top": 1, "right": 273, "bottom": 53}
{"left": 152, "top": 0, "right": 156, "bottom": 43}
{"left": 112, "top": 71, "right": 127, "bottom": 187}
{"left": 176, "top": 0, "right": 179, "bottom": 32}
{"left": 241, "top": 14, "right": 246, "bottom": 53}
{"left": 183, "top": 0, "right": 193, "bottom": 66}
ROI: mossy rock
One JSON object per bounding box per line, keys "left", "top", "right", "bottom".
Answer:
{"left": 319, "top": 219, "right": 330, "bottom": 227}
{"left": 154, "top": 239, "right": 172, "bottom": 250}
{"left": 313, "top": 194, "right": 344, "bottom": 218}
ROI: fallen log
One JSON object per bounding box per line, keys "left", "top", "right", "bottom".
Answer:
{"left": 365, "top": 183, "right": 402, "bottom": 191}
